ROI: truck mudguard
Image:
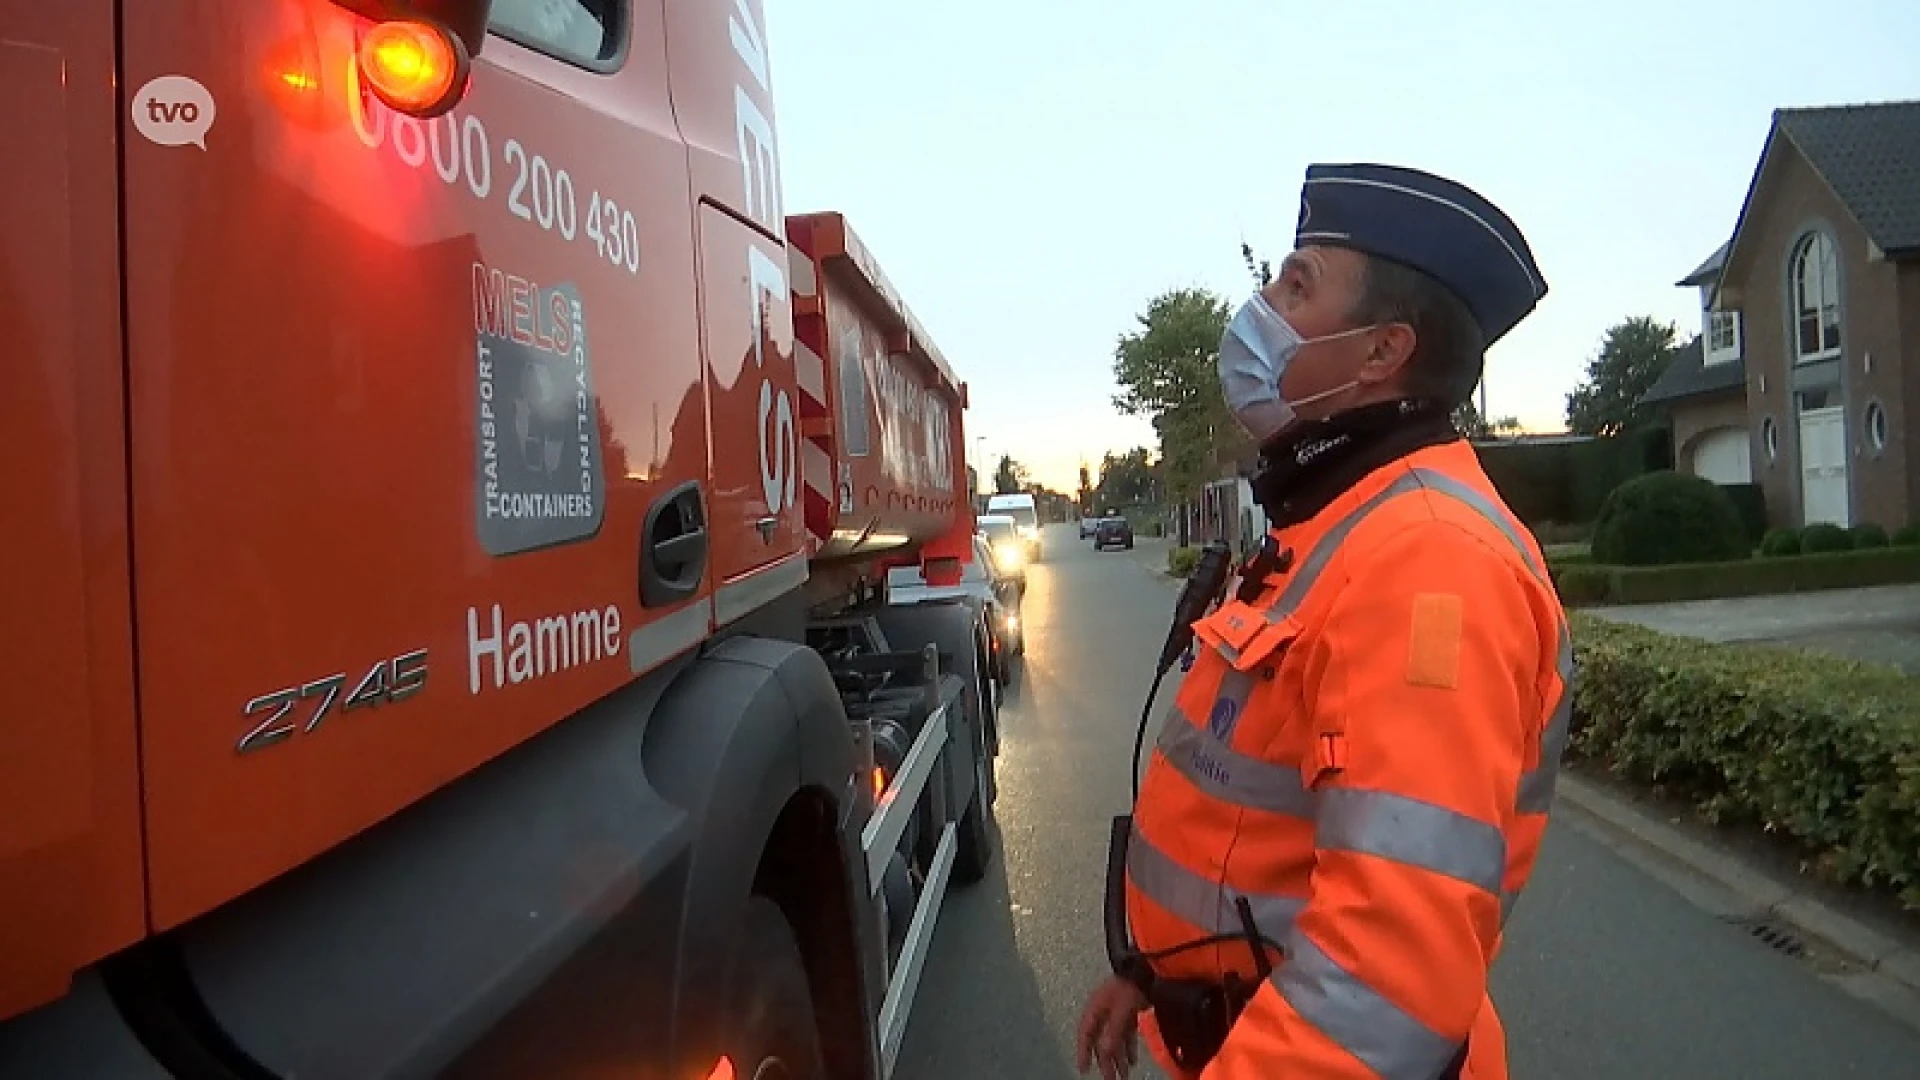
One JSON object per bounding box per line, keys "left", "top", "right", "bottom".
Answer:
{"left": 0, "top": 972, "right": 171, "bottom": 1079}
{"left": 148, "top": 658, "right": 696, "bottom": 1079}
{"left": 635, "top": 633, "right": 875, "bottom": 1080}
{"left": 93, "top": 632, "right": 871, "bottom": 1080}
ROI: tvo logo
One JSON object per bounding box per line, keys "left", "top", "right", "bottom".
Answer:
{"left": 132, "top": 75, "right": 216, "bottom": 150}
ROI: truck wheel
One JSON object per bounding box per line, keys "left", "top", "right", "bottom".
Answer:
{"left": 871, "top": 605, "right": 999, "bottom": 886}
{"left": 950, "top": 744, "right": 997, "bottom": 886}
{"left": 724, "top": 897, "right": 827, "bottom": 1080}
{"left": 978, "top": 635, "right": 1000, "bottom": 751}
{"left": 952, "top": 629, "right": 998, "bottom": 884}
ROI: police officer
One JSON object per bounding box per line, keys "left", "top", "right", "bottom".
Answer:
{"left": 1076, "top": 163, "right": 1573, "bottom": 1080}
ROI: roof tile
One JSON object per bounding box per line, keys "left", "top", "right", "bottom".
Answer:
{"left": 1778, "top": 100, "right": 1920, "bottom": 254}
{"left": 1641, "top": 339, "right": 1745, "bottom": 407}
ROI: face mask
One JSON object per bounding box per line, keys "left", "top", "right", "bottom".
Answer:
{"left": 1218, "top": 291, "right": 1377, "bottom": 442}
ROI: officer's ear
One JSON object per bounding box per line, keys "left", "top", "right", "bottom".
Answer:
{"left": 1356, "top": 322, "right": 1417, "bottom": 386}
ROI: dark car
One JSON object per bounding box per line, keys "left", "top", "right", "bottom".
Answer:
{"left": 1093, "top": 516, "right": 1133, "bottom": 551}
{"left": 884, "top": 537, "right": 1025, "bottom": 685}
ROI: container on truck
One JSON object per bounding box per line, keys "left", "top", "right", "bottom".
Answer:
{"left": 0, "top": 2, "right": 999, "bottom": 1078}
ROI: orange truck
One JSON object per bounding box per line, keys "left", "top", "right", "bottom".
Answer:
{"left": 0, "top": 2, "right": 1002, "bottom": 1077}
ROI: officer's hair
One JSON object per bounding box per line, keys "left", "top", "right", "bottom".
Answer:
{"left": 1347, "top": 254, "right": 1486, "bottom": 409}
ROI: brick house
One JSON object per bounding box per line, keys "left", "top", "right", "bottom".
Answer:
{"left": 1644, "top": 100, "right": 1920, "bottom": 528}
{"left": 1642, "top": 243, "right": 1752, "bottom": 485}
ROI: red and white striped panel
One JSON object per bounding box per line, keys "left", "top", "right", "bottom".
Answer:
{"left": 787, "top": 239, "right": 836, "bottom": 554}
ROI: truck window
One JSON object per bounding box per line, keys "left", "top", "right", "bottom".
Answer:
{"left": 491, "top": 0, "right": 625, "bottom": 69}
{"left": 1003, "top": 506, "right": 1037, "bottom": 531}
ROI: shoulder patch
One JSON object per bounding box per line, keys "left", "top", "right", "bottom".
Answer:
{"left": 1405, "top": 592, "right": 1464, "bottom": 689}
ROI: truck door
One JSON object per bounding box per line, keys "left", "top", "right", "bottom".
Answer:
{"left": 665, "top": 0, "right": 809, "bottom": 623}
{"left": 119, "top": 0, "right": 710, "bottom": 930}
{"left": 0, "top": 0, "right": 147, "bottom": 1018}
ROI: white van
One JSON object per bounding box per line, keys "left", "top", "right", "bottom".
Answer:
{"left": 984, "top": 492, "right": 1042, "bottom": 561}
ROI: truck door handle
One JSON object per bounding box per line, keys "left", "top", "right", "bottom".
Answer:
{"left": 640, "top": 480, "right": 707, "bottom": 608}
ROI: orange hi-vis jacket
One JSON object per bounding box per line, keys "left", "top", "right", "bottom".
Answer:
{"left": 1125, "top": 439, "right": 1573, "bottom": 1080}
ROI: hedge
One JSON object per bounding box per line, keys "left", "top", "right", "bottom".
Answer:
{"left": 1552, "top": 545, "right": 1920, "bottom": 606}
{"left": 1569, "top": 613, "right": 1920, "bottom": 905}
{"left": 1167, "top": 546, "right": 1199, "bottom": 577}
{"left": 1474, "top": 427, "right": 1671, "bottom": 526}
{"left": 1718, "top": 483, "right": 1769, "bottom": 546}
{"left": 1590, "top": 471, "right": 1748, "bottom": 567}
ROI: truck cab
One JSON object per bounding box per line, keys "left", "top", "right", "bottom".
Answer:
{"left": 1, "top": 2, "right": 997, "bottom": 1077}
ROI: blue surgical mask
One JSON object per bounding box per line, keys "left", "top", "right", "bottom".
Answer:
{"left": 1218, "top": 291, "right": 1376, "bottom": 442}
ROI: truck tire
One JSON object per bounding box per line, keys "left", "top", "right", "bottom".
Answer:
{"left": 950, "top": 743, "right": 996, "bottom": 885}
{"left": 950, "top": 618, "right": 998, "bottom": 883}
{"left": 724, "top": 898, "right": 827, "bottom": 1080}
{"left": 978, "top": 647, "right": 999, "bottom": 808}
{"left": 871, "top": 605, "right": 998, "bottom": 886}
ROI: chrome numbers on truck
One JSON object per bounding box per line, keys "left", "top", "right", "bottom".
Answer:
{"left": 237, "top": 650, "right": 428, "bottom": 755}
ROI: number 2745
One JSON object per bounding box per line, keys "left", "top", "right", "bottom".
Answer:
{"left": 238, "top": 650, "right": 428, "bottom": 755}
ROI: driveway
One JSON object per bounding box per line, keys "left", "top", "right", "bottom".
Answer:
{"left": 1583, "top": 583, "right": 1920, "bottom": 674}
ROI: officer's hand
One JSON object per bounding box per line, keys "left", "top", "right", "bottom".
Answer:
{"left": 1075, "top": 975, "right": 1148, "bottom": 1080}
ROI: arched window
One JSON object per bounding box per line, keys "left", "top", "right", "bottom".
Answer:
{"left": 1790, "top": 232, "right": 1841, "bottom": 362}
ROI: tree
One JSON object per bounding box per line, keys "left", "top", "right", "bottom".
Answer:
{"left": 1111, "top": 288, "right": 1244, "bottom": 502}
{"left": 1024, "top": 485, "right": 1075, "bottom": 523}
{"left": 993, "top": 454, "right": 1030, "bottom": 494}
{"left": 1452, "top": 399, "right": 1523, "bottom": 440}
{"left": 1564, "top": 316, "right": 1685, "bottom": 436}
{"left": 1094, "top": 446, "right": 1157, "bottom": 509}
{"left": 1242, "top": 241, "right": 1273, "bottom": 288}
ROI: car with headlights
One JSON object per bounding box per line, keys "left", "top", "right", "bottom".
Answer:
{"left": 885, "top": 536, "right": 1025, "bottom": 684}
{"left": 1079, "top": 515, "right": 1100, "bottom": 539}
{"left": 985, "top": 492, "right": 1043, "bottom": 561}
{"left": 976, "top": 514, "right": 1029, "bottom": 590}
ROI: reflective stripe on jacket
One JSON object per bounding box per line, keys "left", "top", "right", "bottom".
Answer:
{"left": 1125, "top": 440, "right": 1572, "bottom": 1080}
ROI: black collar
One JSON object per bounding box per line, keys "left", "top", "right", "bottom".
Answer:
{"left": 1250, "top": 399, "right": 1460, "bottom": 529}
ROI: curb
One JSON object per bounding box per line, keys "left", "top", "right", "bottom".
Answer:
{"left": 1140, "top": 557, "right": 1182, "bottom": 587}
{"left": 1557, "top": 772, "right": 1920, "bottom": 995}
{"left": 1125, "top": 541, "right": 1180, "bottom": 585}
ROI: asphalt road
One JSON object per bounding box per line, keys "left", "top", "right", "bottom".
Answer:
{"left": 895, "top": 524, "right": 1920, "bottom": 1079}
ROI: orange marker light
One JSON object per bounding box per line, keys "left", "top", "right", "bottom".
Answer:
{"left": 356, "top": 19, "right": 469, "bottom": 118}
{"left": 872, "top": 767, "right": 888, "bottom": 802}
{"left": 262, "top": 34, "right": 327, "bottom": 127}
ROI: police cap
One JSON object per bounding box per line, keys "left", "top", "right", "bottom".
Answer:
{"left": 1294, "top": 163, "right": 1547, "bottom": 347}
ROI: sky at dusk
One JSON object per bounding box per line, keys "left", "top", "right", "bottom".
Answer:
{"left": 763, "top": 0, "right": 1920, "bottom": 494}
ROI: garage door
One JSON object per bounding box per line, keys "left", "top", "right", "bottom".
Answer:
{"left": 1690, "top": 427, "right": 1752, "bottom": 484}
